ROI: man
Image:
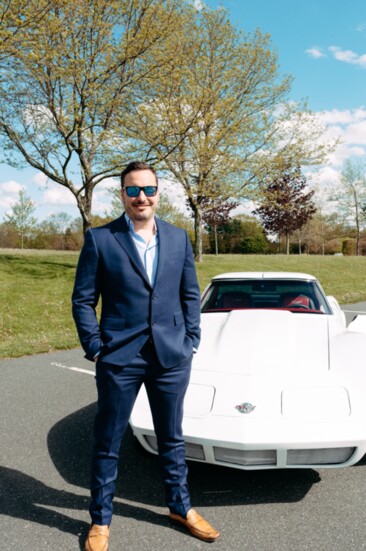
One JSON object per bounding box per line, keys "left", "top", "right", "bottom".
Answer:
{"left": 72, "top": 161, "right": 219, "bottom": 551}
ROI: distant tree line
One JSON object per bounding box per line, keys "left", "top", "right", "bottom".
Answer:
{"left": 3, "top": 173, "right": 366, "bottom": 255}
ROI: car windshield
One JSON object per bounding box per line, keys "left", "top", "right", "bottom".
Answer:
{"left": 201, "top": 279, "right": 331, "bottom": 314}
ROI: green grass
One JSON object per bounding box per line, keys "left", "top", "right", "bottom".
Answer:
{"left": 0, "top": 250, "right": 80, "bottom": 358}
{"left": 195, "top": 254, "right": 366, "bottom": 304}
{"left": 1, "top": 249, "right": 366, "bottom": 359}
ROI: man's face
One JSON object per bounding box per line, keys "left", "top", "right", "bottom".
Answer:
{"left": 121, "top": 169, "right": 159, "bottom": 224}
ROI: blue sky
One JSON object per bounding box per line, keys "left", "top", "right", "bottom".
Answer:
{"left": 205, "top": 0, "right": 366, "bottom": 112}
{"left": 1, "top": 0, "right": 366, "bottom": 222}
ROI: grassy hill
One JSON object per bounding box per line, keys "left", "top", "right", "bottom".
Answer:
{"left": 1, "top": 249, "right": 366, "bottom": 359}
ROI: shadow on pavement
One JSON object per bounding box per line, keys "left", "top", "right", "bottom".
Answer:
{"left": 47, "top": 403, "right": 320, "bottom": 510}
{"left": 0, "top": 465, "right": 175, "bottom": 550}
{"left": 0, "top": 466, "right": 89, "bottom": 550}
{"left": 0, "top": 402, "right": 321, "bottom": 549}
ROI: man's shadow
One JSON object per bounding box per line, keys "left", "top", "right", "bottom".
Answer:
{"left": 0, "top": 466, "right": 89, "bottom": 549}
{"left": 1, "top": 403, "right": 169, "bottom": 549}
{"left": 0, "top": 464, "right": 173, "bottom": 550}
{"left": 3, "top": 400, "right": 366, "bottom": 547}
{"left": 4, "top": 401, "right": 345, "bottom": 547}
{"left": 46, "top": 403, "right": 322, "bottom": 509}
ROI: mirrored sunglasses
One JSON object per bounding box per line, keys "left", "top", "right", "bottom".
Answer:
{"left": 124, "top": 185, "right": 158, "bottom": 197}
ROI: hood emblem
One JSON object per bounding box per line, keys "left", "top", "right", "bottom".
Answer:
{"left": 235, "top": 402, "right": 256, "bottom": 414}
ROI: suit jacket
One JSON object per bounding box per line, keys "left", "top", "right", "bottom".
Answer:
{"left": 72, "top": 214, "right": 201, "bottom": 368}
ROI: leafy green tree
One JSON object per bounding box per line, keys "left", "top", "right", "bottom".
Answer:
{"left": 0, "top": 0, "right": 185, "bottom": 233}
{"left": 253, "top": 166, "right": 316, "bottom": 254}
{"left": 0, "top": 0, "right": 51, "bottom": 60}
{"left": 125, "top": 6, "right": 335, "bottom": 261}
{"left": 237, "top": 216, "right": 271, "bottom": 254}
{"left": 3, "top": 189, "right": 37, "bottom": 248}
{"left": 203, "top": 199, "right": 238, "bottom": 255}
{"left": 156, "top": 193, "right": 193, "bottom": 231}
{"left": 206, "top": 215, "right": 270, "bottom": 254}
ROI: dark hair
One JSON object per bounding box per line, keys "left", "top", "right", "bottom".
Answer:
{"left": 120, "top": 161, "right": 158, "bottom": 188}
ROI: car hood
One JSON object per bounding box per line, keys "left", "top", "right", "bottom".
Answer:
{"left": 186, "top": 310, "right": 354, "bottom": 421}
{"left": 196, "top": 310, "right": 330, "bottom": 375}
{"left": 132, "top": 310, "right": 356, "bottom": 423}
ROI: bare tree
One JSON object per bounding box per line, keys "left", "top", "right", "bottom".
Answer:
{"left": 331, "top": 159, "right": 366, "bottom": 255}
{"left": 45, "top": 211, "right": 73, "bottom": 249}
{"left": 0, "top": 0, "right": 185, "bottom": 233}
{"left": 3, "top": 189, "right": 37, "bottom": 248}
{"left": 202, "top": 199, "right": 238, "bottom": 255}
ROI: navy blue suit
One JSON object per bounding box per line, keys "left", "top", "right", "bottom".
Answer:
{"left": 72, "top": 214, "right": 201, "bottom": 525}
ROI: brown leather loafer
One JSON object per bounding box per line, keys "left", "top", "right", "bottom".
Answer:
{"left": 169, "top": 508, "right": 220, "bottom": 542}
{"left": 85, "top": 524, "right": 109, "bottom": 551}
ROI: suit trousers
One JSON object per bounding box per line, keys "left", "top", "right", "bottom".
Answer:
{"left": 90, "top": 340, "right": 193, "bottom": 525}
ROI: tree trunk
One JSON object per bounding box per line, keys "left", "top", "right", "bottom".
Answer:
{"left": 214, "top": 224, "right": 218, "bottom": 255}
{"left": 76, "top": 191, "right": 93, "bottom": 235}
{"left": 356, "top": 230, "right": 360, "bottom": 256}
{"left": 194, "top": 206, "right": 203, "bottom": 262}
{"left": 286, "top": 233, "right": 290, "bottom": 255}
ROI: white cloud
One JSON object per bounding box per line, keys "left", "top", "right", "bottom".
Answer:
{"left": 314, "top": 107, "right": 366, "bottom": 168}
{"left": 305, "top": 47, "right": 326, "bottom": 59}
{"left": 92, "top": 178, "right": 120, "bottom": 214}
{"left": 343, "top": 120, "right": 366, "bottom": 145}
{"left": 0, "top": 180, "right": 24, "bottom": 194}
{"left": 193, "top": 0, "right": 204, "bottom": 10}
{"left": 93, "top": 196, "right": 115, "bottom": 215}
{"left": 329, "top": 46, "right": 366, "bottom": 68}
{"left": 0, "top": 180, "right": 24, "bottom": 213}
{"left": 307, "top": 168, "right": 340, "bottom": 215}
{"left": 41, "top": 186, "right": 76, "bottom": 206}
{"left": 0, "top": 195, "right": 17, "bottom": 210}
{"left": 319, "top": 108, "right": 366, "bottom": 125}
{"left": 309, "top": 166, "right": 340, "bottom": 187}
{"left": 232, "top": 201, "right": 256, "bottom": 217}
{"left": 159, "top": 177, "right": 189, "bottom": 213}
{"left": 33, "top": 176, "right": 119, "bottom": 217}
{"left": 32, "top": 172, "right": 49, "bottom": 187}
{"left": 95, "top": 177, "right": 119, "bottom": 191}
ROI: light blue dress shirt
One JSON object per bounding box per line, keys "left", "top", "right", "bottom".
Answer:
{"left": 125, "top": 213, "right": 159, "bottom": 287}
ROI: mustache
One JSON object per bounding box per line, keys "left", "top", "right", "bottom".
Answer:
{"left": 132, "top": 199, "right": 151, "bottom": 205}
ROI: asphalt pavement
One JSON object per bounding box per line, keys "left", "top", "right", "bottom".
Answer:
{"left": 1, "top": 305, "right": 366, "bottom": 550}
{"left": 341, "top": 301, "right": 366, "bottom": 325}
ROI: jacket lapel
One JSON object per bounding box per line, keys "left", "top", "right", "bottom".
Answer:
{"left": 111, "top": 214, "right": 151, "bottom": 287}
{"left": 154, "top": 217, "right": 168, "bottom": 288}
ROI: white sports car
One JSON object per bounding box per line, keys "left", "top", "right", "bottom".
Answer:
{"left": 130, "top": 272, "right": 366, "bottom": 470}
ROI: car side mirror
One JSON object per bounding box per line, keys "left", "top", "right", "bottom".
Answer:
{"left": 326, "top": 295, "right": 346, "bottom": 326}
